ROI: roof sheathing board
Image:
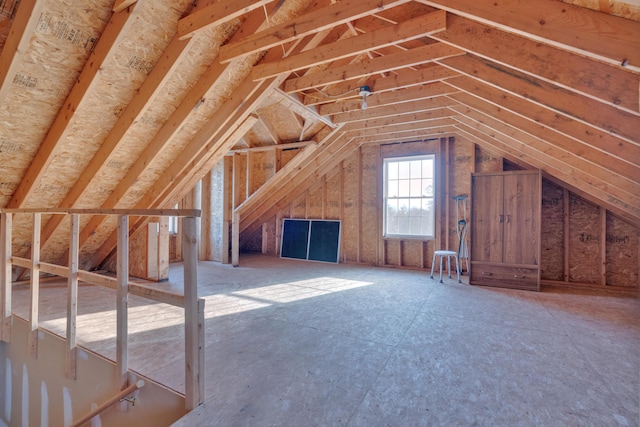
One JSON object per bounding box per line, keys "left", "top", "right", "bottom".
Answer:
{"left": 0, "top": 0, "right": 112, "bottom": 208}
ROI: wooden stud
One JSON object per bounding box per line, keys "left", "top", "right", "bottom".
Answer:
{"left": 66, "top": 214, "right": 79, "bottom": 379}
{"left": 232, "top": 212, "right": 240, "bottom": 267}
{"left": 1, "top": 213, "right": 11, "bottom": 342}
{"left": 158, "top": 216, "right": 170, "bottom": 280}
{"left": 222, "top": 156, "right": 233, "bottom": 264}
{"left": 29, "top": 213, "right": 41, "bottom": 358}
{"left": 183, "top": 216, "right": 202, "bottom": 409}
{"left": 116, "top": 215, "right": 129, "bottom": 396}
{"left": 600, "top": 206, "right": 607, "bottom": 286}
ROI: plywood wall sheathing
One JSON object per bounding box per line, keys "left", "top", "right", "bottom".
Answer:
{"left": 541, "top": 180, "right": 566, "bottom": 281}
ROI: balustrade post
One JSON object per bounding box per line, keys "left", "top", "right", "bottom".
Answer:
{"left": 1, "top": 213, "right": 11, "bottom": 341}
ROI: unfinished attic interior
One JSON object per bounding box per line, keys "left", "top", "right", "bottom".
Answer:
{"left": 0, "top": 0, "right": 639, "bottom": 425}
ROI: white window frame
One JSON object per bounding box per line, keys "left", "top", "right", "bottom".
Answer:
{"left": 383, "top": 154, "right": 436, "bottom": 240}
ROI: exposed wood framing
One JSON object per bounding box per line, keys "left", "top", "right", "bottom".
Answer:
{"left": 0, "top": 0, "right": 45, "bottom": 106}
{"left": 8, "top": 4, "right": 141, "bottom": 208}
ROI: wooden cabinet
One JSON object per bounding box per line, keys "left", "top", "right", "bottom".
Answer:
{"left": 470, "top": 170, "right": 541, "bottom": 291}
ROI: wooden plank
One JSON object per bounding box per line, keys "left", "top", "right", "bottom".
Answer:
{"left": 183, "top": 216, "right": 202, "bottom": 409}
{"left": 443, "top": 77, "right": 640, "bottom": 176}
{"left": 227, "top": 141, "right": 315, "bottom": 154}
{"left": 116, "top": 215, "right": 129, "bottom": 394}
{"left": 222, "top": 156, "right": 232, "bottom": 264}
{"left": 332, "top": 97, "right": 459, "bottom": 124}
{"left": 240, "top": 134, "right": 360, "bottom": 239}
{"left": 39, "top": 34, "right": 195, "bottom": 252}
{"left": 0, "top": 208, "right": 201, "bottom": 217}
{"left": 66, "top": 214, "right": 79, "bottom": 380}
{"left": 318, "top": 81, "right": 456, "bottom": 115}
{"left": 158, "top": 216, "right": 170, "bottom": 279}
{"left": 439, "top": 54, "right": 640, "bottom": 144}
{"left": 177, "top": 0, "right": 273, "bottom": 40}
{"left": 113, "top": 0, "right": 137, "bottom": 12}
{"left": 219, "top": 0, "right": 413, "bottom": 63}
{"left": 272, "top": 89, "right": 336, "bottom": 128}
{"left": 284, "top": 42, "right": 464, "bottom": 92}
{"left": 447, "top": 93, "right": 640, "bottom": 197}
{"left": 7, "top": 4, "right": 141, "bottom": 208}
{"left": 417, "top": 0, "right": 640, "bottom": 72}
{"left": 431, "top": 14, "right": 640, "bottom": 114}
{"left": 252, "top": 10, "right": 447, "bottom": 80}
{"left": 454, "top": 121, "right": 640, "bottom": 224}
{"left": 302, "top": 64, "right": 458, "bottom": 106}
{"left": 29, "top": 213, "right": 41, "bottom": 358}
{"left": 0, "top": 0, "right": 46, "bottom": 106}
{"left": 1, "top": 213, "right": 11, "bottom": 342}
{"left": 232, "top": 212, "right": 240, "bottom": 267}
{"left": 600, "top": 206, "right": 607, "bottom": 286}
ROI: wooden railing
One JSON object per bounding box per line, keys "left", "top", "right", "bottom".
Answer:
{"left": 0, "top": 208, "right": 204, "bottom": 412}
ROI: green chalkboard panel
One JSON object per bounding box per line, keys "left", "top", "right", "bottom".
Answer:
{"left": 280, "top": 219, "right": 310, "bottom": 260}
{"left": 280, "top": 219, "right": 341, "bottom": 263}
{"left": 308, "top": 220, "right": 341, "bottom": 263}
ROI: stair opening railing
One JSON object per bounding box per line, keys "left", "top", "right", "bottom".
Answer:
{"left": 0, "top": 208, "right": 204, "bottom": 414}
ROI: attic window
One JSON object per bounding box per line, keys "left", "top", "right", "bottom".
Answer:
{"left": 383, "top": 155, "right": 435, "bottom": 239}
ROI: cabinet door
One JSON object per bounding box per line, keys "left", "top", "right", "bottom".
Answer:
{"left": 471, "top": 174, "right": 503, "bottom": 262}
{"left": 503, "top": 173, "right": 540, "bottom": 265}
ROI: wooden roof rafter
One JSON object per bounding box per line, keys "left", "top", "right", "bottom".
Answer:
{"left": 416, "top": 0, "right": 640, "bottom": 72}
{"left": 0, "top": 0, "right": 45, "bottom": 107}
{"left": 8, "top": 3, "right": 141, "bottom": 209}
{"left": 218, "top": 0, "right": 414, "bottom": 63}
{"left": 251, "top": 10, "right": 447, "bottom": 80}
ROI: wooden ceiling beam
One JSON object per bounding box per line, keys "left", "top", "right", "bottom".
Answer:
{"left": 345, "top": 117, "right": 457, "bottom": 138}
{"left": 92, "top": 113, "right": 261, "bottom": 269}
{"left": 239, "top": 131, "right": 358, "bottom": 238}
{"left": 360, "top": 108, "right": 457, "bottom": 130}
{"left": 0, "top": 0, "right": 45, "bottom": 107}
{"left": 39, "top": 34, "right": 196, "bottom": 253}
{"left": 352, "top": 125, "right": 457, "bottom": 144}
{"left": 331, "top": 96, "right": 458, "bottom": 124}
{"left": 448, "top": 91, "right": 640, "bottom": 184}
{"left": 431, "top": 14, "right": 640, "bottom": 114}
{"left": 256, "top": 112, "right": 282, "bottom": 145}
{"left": 177, "top": 0, "right": 273, "bottom": 40}
{"left": 272, "top": 89, "right": 336, "bottom": 128}
{"left": 219, "top": 0, "right": 413, "bottom": 63}
{"left": 443, "top": 76, "right": 639, "bottom": 169}
{"left": 284, "top": 42, "right": 464, "bottom": 93}
{"left": 450, "top": 104, "right": 640, "bottom": 206}
{"left": 453, "top": 121, "right": 640, "bottom": 225}
{"left": 302, "top": 64, "right": 458, "bottom": 106}
{"left": 8, "top": 4, "right": 141, "bottom": 208}
{"left": 416, "top": 0, "right": 640, "bottom": 72}
{"left": 113, "top": 0, "right": 137, "bottom": 12}
{"left": 318, "top": 81, "right": 456, "bottom": 115}
{"left": 438, "top": 54, "right": 640, "bottom": 144}
{"left": 252, "top": 10, "right": 446, "bottom": 80}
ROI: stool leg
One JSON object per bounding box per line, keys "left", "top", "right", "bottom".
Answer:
{"left": 430, "top": 253, "right": 436, "bottom": 280}
{"left": 455, "top": 255, "right": 460, "bottom": 283}
{"left": 447, "top": 256, "right": 452, "bottom": 279}
{"left": 439, "top": 255, "right": 443, "bottom": 283}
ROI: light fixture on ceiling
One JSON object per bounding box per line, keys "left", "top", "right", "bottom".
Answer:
{"left": 359, "top": 85, "right": 371, "bottom": 110}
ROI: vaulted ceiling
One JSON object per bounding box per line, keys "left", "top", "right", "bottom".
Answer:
{"left": 0, "top": 0, "right": 638, "bottom": 268}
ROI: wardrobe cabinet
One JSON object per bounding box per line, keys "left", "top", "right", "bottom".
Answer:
{"left": 470, "top": 170, "right": 541, "bottom": 291}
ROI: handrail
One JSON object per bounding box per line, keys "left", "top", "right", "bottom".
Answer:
{"left": 0, "top": 209, "right": 205, "bottom": 414}
{"left": 0, "top": 208, "right": 200, "bottom": 217}
{"left": 70, "top": 380, "right": 145, "bottom": 427}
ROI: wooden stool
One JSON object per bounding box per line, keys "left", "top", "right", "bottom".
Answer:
{"left": 430, "top": 250, "right": 461, "bottom": 283}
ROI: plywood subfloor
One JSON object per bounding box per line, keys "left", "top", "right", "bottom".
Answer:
{"left": 11, "top": 254, "right": 640, "bottom": 426}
